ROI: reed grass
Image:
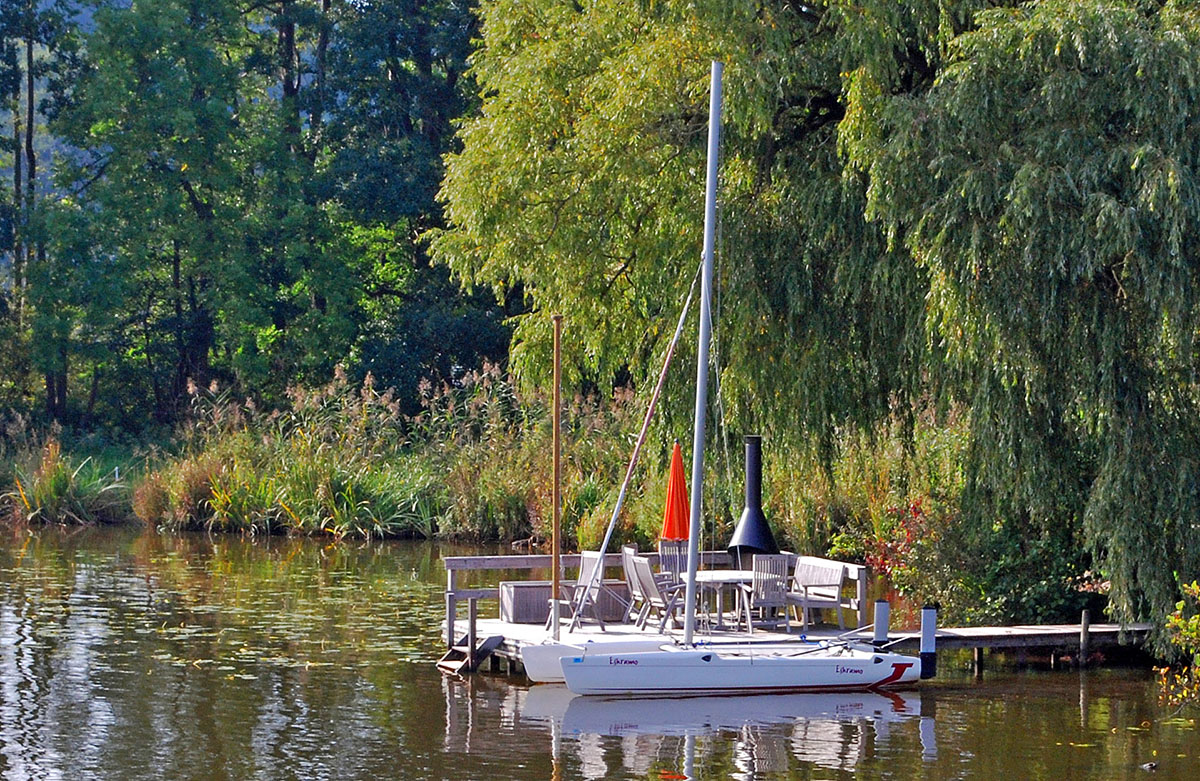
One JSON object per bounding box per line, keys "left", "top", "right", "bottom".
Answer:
{"left": 1, "top": 433, "right": 129, "bottom": 525}
{"left": 130, "top": 366, "right": 643, "bottom": 540}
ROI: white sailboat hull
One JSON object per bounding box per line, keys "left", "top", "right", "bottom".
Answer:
{"left": 521, "top": 638, "right": 673, "bottom": 683}
{"left": 561, "top": 643, "right": 919, "bottom": 696}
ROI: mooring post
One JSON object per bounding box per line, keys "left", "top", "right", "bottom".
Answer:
{"left": 973, "top": 646, "right": 985, "bottom": 679}
{"left": 873, "top": 600, "right": 890, "bottom": 647}
{"left": 920, "top": 604, "right": 938, "bottom": 679}
{"left": 1079, "top": 608, "right": 1091, "bottom": 668}
{"left": 467, "top": 597, "right": 478, "bottom": 670}
{"left": 446, "top": 569, "right": 457, "bottom": 649}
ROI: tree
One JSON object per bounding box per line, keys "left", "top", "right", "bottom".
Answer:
{"left": 431, "top": 0, "right": 927, "bottom": 458}
{"left": 0, "top": 0, "right": 84, "bottom": 416}
{"left": 38, "top": 0, "right": 508, "bottom": 423}
{"left": 433, "top": 0, "right": 1200, "bottom": 628}
{"left": 844, "top": 0, "right": 1200, "bottom": 627}
{"left": 324, "top": 0, "right": 510, "bottom": 407}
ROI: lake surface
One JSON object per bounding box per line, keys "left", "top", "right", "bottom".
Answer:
{"left": 0, "top": 526, "right": 1195, "bottom": 779}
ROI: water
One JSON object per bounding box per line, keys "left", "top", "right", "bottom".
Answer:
{"left": 0, "top": 526, "right": 1194, "bottom": 780}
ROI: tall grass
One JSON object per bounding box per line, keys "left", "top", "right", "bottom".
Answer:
{"left": 135, "top": 372, "right": 430, "bottom": 538}
{"left": 131, "top": 366, "right": 645, "bottom": 541}
{"left": 0, "top": 422, "right": 130, "bottom": 525}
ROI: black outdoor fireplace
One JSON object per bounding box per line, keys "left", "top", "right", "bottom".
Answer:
{"left": 727, "top": 435, "right": 779, "bottom": 568}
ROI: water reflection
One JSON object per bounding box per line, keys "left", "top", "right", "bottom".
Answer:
{"left": 0, "top": 526, "right": 1192, "bottom": 780}
{"left": 512, "top": 685, "right": 925, "bottom": 778}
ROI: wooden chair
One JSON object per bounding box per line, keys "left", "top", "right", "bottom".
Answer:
{"left": 738, "top": 554, "right": 791, "bottom": 633}
{"left": 631, "top": 555, "right": 684, "bottom": 632}
{"left": 656, "top": 538, "right": 688, "bottom": 586}
{"left": 562, "top": 551, "right": 608, "bottom": 631}
{"left": 785, "top": 557, "right": 847, "bottom": 632}
{"left": 621, "top": 544, "right": 646, "bottom": 624}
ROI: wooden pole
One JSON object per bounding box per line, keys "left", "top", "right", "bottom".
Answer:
{"left": 446, "top": 569, "right": 457, "bottom": 649}
{"left": 551, "top": 314, "right": 563, "bottom": 641}
{"left": 467, "top": 597, "right": 478, "bottom": 670}
{"left": 1079, "top": 608, "right": 1091, "bottom": 668}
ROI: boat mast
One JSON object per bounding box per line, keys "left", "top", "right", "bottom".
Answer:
{"left": 683, "top": 61, "right": 723, "bottom": 646}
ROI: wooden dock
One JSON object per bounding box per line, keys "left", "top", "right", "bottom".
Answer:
{"left": 458, "top": 617, "right": 1151, "bottom": 677}
{"left": 440, "top": 552, "right": 1153, "bottom": 678}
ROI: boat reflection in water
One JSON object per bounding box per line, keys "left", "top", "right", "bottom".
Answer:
{"left": 515, "top": 684, "right": 936, "bottom": 778}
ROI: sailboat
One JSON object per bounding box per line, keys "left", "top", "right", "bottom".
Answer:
{"left": 559, "top": 61, "right": 921, "bottom": 696}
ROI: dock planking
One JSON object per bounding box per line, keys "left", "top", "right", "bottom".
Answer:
{"left": 880, "top": 622, "right": 1152, "bottom": 651}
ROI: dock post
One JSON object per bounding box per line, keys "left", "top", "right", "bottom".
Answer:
{"left": 873, "top": 600, "right": 890, "bottom": 647}
{"left": 920, "top": 604, "right": 938, "bottom": 679}
{"left": 1079, "top": 609, "right": 1091, "bottom": 668}
{"left": 467, "top": 598, "right": 478, "bottom": 670}
{"left": 973, "top": 647, "right": 984, "bottom": 679}
{"left": 446, "top": 569, "right": 457, "bottom": 649}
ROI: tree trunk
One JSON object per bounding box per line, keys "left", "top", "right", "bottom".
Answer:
{"left": 309, "top": 0, "right": 330, "bottom": 155}
{"left": 44, "top": 372, "right": 57, "bottom": 418}
{"left": 187, "top": 275, "right": 214, "bottom": 382}
{"left": 25, "top": 23, "right": 35, "bottom": 223}
{"left": 26, "top": 19, "right": 46, "bottom": 327}
{"left": 86, "top": 363, "right": 99, "bottom": 421}
{"left": 143, "top": 294, "right": 163, "bottom": 418}
{"left": 54, "top": 354, "right": 67, "bottom": 418}
{"left": 11, "top": 91, "right": 24, "bottom": 329}
{"left": 278, "top": 1, "right": 300, "bottom": 154}
{"left": 171, "top": 241, "right": 187, "bottom": 403}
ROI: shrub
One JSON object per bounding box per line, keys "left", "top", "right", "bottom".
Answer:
{"left": 1158, "top": 581, "right": 1200, "bottom": 711}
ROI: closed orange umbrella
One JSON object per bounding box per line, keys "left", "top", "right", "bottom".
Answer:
{"left": 660, "top": 441, "right": 690, "bottom": 540}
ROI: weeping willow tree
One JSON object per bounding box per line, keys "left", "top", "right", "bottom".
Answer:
{"left": 844, "top": 0, "right": 1200, "bottom": 627}
{"left": 430, "top": 0, "right": 932, "bottom": 450}
{"left": 433, "top": 0, "right": 1200, "bottom": 629}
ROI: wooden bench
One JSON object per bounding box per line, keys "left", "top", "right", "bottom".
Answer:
{"left": 785, "top": 556, "right": 851, "bottom": 631}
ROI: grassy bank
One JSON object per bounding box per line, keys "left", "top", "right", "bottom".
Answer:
{"left": 0, "top": 368, "right": 1103, "bottom": 627}
{"left": 129, "top": 367, "right": 650, "bottom": 543}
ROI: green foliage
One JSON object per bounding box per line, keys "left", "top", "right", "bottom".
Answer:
{"left": 0, "top": 0, "right": 507, "bottom": 428}
{"left": 1159, "top": 581, "right": 1200, "bottom": 710}
{"left": 434, "top": 0, "right": 1200, "bottom": 633}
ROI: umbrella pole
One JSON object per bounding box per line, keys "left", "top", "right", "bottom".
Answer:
{"left": 551, "top": 314, "right": 563, "bottom": 641}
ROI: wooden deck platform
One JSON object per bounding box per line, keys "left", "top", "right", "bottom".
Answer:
{"left": 454, "top": 617, "right": 1153, "bottom": 678}
{"left": 439, "top": 550, "right": 1153, "bottom": 680}
{"left": 881, "top": 622, "right": 1151, "bottom": 651}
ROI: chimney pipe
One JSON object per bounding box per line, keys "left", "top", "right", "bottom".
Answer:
{"left": 727, "top": 435, "right": 779, "bottom": 568}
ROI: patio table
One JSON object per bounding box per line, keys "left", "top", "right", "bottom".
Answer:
{"left": 693, "top": 569, "right": 754, "bottom": 629}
